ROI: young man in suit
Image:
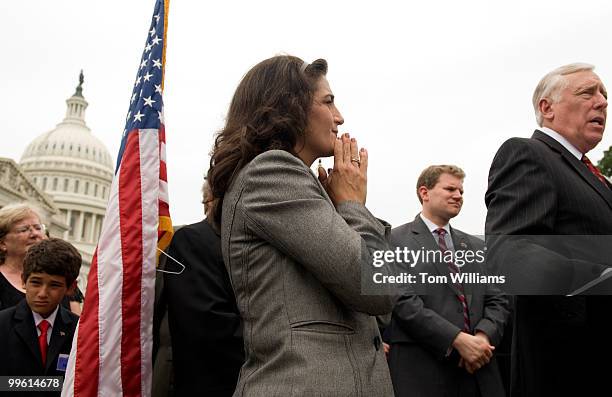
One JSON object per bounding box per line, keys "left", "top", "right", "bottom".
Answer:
{"left": 485, "top": 63, "right": 612, "bottom": 396}
{"left": 388, "top": 165, "right": 509, "bottom": 397}
{"left": 0, "top": 238, "right": 81, "bottom": 387}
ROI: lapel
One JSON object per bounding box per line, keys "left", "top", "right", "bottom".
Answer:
{"left": 450, "top": 226, "right": 475, "bottom": 307}
{"left": 408, "top": 216, "right": 462, "bottom": 297}
{"left": 13, "top": 300, "right": 44, "bottom": 367}
{"left": 45, "top": 306, "right": 74, "bottom": 373}
{"left": 533, "top": 130, "right": 612, "bottom": 209}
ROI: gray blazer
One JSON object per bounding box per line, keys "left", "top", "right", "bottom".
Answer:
{"left": 221, "top": 150, "right": 394, "bottom": 397}
{"left": 387, "top": 216, "right": 509, "bottom": 397}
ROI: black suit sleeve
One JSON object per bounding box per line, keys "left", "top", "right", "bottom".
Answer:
{"left": 474, "top": 283, "right": 509, "bottom": 346}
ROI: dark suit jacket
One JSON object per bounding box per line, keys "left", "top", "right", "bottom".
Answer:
{"left": 485, "top": 130, "right": 612, "bottom": 396}
{"left": 387, "top": 215, "right": 510, "bottom": 397}
{"left": 164, "top": 219, "right": 244, "bottom": 397}
{"left": 0, "top": 299, "right": 78, "bottom": 396}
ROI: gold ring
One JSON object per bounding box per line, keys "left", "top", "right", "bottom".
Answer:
{"left": 351, "top": 157, "right": 361, "bottom": 166}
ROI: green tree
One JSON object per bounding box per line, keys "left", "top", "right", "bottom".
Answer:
{"left": 598, "top": 145, "right": 612, "bottom": 177}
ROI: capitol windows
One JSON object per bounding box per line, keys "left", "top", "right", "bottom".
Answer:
{"left": 64, "top": 178, "right": 68, "bottom": 192}
{"left": 69, "top": 211, "right": 78, "bottom": 238}
{"left": 52, "top": 177, "right": 58, "bottom": 190}
{"left": 102, "top": 186, "right": 106, "bottom": 199}
{"left": 42, "top": 177, "right": 47, "bottom": 190}
{"left": 94, "top": 184, "right": 98, "bottom": 197}
{"left": 74, "top": 180, "right": 79, "bottom": 193}
{"left": 95, "top": 217, "right": 102, "bottom": 242}
{"left": 81, "top": 214, "right": 90, "bottom": 240}
{"left": 85, "top": 181, "right": 89, "bottom": 195}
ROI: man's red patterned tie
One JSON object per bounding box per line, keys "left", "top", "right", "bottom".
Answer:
{"left": 435, "top": 228, "right": 471, "bottom": 332}
{"left": 582, "top": 155, "right": 609, "bottom": 188}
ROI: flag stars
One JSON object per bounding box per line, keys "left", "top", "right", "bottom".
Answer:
{"left": 133, "top": 111, "right": 144, "bottom": 122}
{"left": 152, "top": 59, "right": 162, "bottom": 69}
{"left": 145, "top": 43, "right": 153, "bottom": 53}
{"left": 140, "top": 59, "right": 148, "bottom": 69}
{"left": 155, "top": 84, "right": 162, "bottom": 94}
{"left": 149, "top": 27, "right": 156, "bottom": 37}
{"left": 143, "top": 72, "right": 153, "bottom": 82}
{"left": 134, "top": 75, "right": 142, "bottom": 87}
{"left": 151, "top": 35, "right": 161, "bottom": 45}
{"left": 154, "top": 14, "right": 160, "bottom": 23}
{"left": 143, "top": 96, "right": 156, "bottom": 107}
{"left": 130, "top": 93, "right": 137, "bottom": 103}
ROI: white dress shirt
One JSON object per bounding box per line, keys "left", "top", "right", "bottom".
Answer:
{"left": 539, "top": 127, "right": 583, "bottom": 159}
{"left": 420, "top": 213, "right": 455, "bottom": 251}
{"left": 32, "top": 306, "right": 59, "bottom": 345}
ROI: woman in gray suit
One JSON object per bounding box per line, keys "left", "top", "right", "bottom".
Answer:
{"left": 207, "top": 55, "right": 395, "bottom": 396}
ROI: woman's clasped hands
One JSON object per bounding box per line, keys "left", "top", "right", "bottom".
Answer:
{"left": 317, "top": 133, "right": 368, "bottom": 206}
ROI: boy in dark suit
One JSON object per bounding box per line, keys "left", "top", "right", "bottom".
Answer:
{"left": 0, "top": 238, "right": 81, "bottom": 382}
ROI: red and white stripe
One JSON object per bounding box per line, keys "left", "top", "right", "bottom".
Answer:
{"left": 62, "top": 129, "right": 161, "bottom": 397}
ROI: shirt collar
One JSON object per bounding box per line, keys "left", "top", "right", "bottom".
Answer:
{"left": 419, "top": 213, "right": 450, "bottom": 235}
{"left": 538, "top": 127, "right": 583, "bottom": 160}
{"left": 32, "top": 305, "right": 59, "bottom": 329}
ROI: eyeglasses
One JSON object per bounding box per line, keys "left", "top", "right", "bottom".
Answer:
{"left": 11, "top": 223, "right": 46, "bottom": 234}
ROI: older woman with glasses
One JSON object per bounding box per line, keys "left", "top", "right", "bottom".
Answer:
{"left": 0, "top": 203, "right": 49, "bottom": 310}
{"left": 0, "top": 203, "right": 84, "bottom": 314}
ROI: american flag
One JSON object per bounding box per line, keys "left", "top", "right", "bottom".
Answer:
{"left": 62, "top": 0, "right": 172, "bottom": 396}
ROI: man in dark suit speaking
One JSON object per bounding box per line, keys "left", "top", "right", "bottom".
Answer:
{"left": 485, "top": 63, "right": 612, "bottom": 396}
{"left": 388, "top": 165, "right": 509, "bottom": 397}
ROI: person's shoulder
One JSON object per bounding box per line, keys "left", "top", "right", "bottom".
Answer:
{"left": 174, "top": 220, "right": 207, "bottom": 235}
{"left": 451, "top": 227, "right": 484, "bottom": 248}
{"left": 391, "top": 220, "right": 417, "bottom": 236}
{"left": 497, "top": 136, "right": 533, "bottom": 150}
{"left": 244, "top": 150, "right": 315, "bottom": 192}
{"left": 0, "top": 305, "right": 17, "bottom": 323}
{"left": 250, "top": 150, "right": 305, "bottom": 169}
{"left": 172, "top": 219, "right": 218, "bottom": 243}
{"left": 492, "top": 134, "right": 548, "bottom": 166}
{"left": 58, "top": 305, "right": 79, "bottom": 326}
{"left": 390, "top": 219, "right": 419, "bottom": 245}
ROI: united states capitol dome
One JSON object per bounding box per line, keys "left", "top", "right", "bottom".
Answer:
{"left": 20, "top": 73, "right": 114, "bottom": 173}
{"left": 18, "top": 72, "right": 113, "bottom": 285}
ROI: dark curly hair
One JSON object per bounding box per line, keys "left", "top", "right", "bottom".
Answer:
{"left": 22, "top": 238, "right": 82, "bottom": 287}
{"left": 207, "top": 55, "right": 328, "bottom": 226}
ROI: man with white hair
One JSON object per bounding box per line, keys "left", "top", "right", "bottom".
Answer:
{"left": 485, "top": 63, "right": 612, "bottom": 396}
